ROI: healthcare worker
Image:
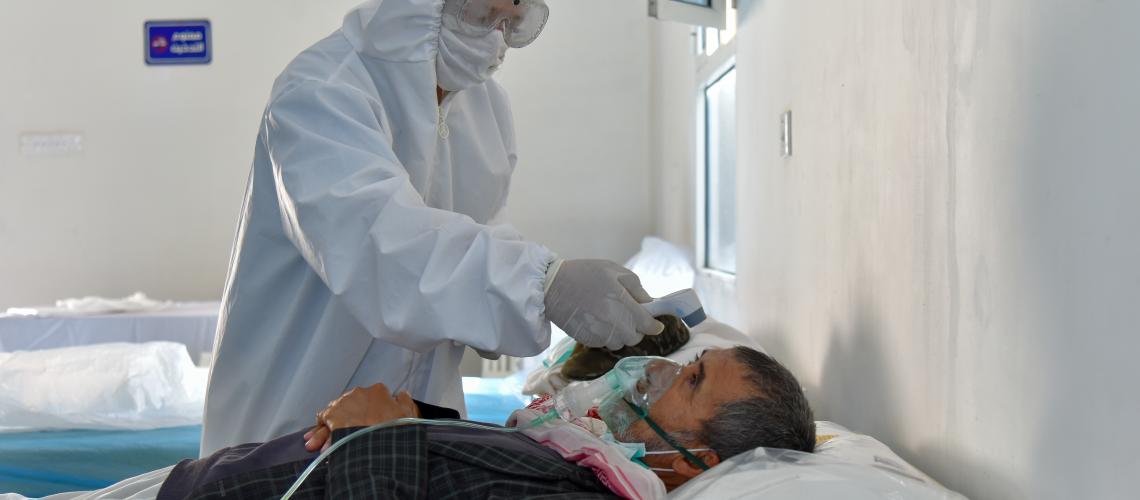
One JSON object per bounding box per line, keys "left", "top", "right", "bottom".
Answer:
{"left": 200, "top": 0, "right": 665, "bottom": 456}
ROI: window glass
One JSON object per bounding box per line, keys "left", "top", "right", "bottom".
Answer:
{"left": 704, "top": 67, "right": 737, "bottom": 274}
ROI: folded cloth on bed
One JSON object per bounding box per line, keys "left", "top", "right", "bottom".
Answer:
{"left": 3, "top": 293, "right": 171, "bottom": 318}
{"left": 508, "top": 397, "right": 666, "bottom": 500}
{"left": 0, "top": 342, "right": 206, "bottom": 432}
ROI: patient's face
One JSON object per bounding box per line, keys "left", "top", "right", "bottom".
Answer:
{"left": 613, "top": 348, "right": 752, "bottom": 448}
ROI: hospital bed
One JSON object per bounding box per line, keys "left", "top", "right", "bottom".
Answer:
{"left": 1, "top": 335, "right": 967, "bottom": 500}
{"left": 0, "top": 301, "right": 220, "bottom": 365}
{"left": 0, "top": 240, "right": 967, "bottom": 499}
{"left": 0, "top": 390, "right": 525, "bottom": 499}
{"left": 0, "top": 339, "right": 526, "bottom": 498}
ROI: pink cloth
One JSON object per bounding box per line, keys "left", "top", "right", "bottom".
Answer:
{"left": 507, "top": 396, "right": 667, "bottom": 500}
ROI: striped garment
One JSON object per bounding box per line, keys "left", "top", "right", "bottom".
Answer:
{"left": 164, "top": 424, "right": 620, "bottom": 500}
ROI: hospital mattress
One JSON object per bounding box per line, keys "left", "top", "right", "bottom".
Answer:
{"left": 0, "top": 426, "right": 201, "bottom": 498}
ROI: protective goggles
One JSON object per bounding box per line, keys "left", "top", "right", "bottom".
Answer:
{"left": 442, "top": 0, "right": 550, "bottom": 48}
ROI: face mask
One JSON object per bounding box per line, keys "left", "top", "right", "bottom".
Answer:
{"left": 590, "top": 357, "right": 714, "bottom": 472}
{"left": 596, "top": 356, "right": 683, "bottom": 436}
{"left": 617, "top": 398, "right": 713, "bottom": 472}
{"left": 436, "top": 24, "right": 508, "bottom": 92}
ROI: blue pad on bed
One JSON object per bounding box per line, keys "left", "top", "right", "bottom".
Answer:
{"left": 462, "top": 376, "right": 532, "bottom": 425}
{"left": 0, "top": 425, "right": 201, "bottom": 497}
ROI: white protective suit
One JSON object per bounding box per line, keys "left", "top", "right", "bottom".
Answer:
{"left": 200, "top": 0, "right": 555, "bottom": 456}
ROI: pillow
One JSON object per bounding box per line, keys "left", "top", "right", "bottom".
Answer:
{"left": 624, "top": 237, "right": 697, "bottom": 298}
{"left": 0, "top": 342, "right": 207, "bottom": 431}
{"left": 668, "top": 421, "right": 967, "bottom": 499}
{"left": 668, "top": 317, "right": 764, "bottom": 363}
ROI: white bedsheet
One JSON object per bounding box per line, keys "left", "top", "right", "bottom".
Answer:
{"left": 0, "top": 301, "right": 219, "bottom": 363}
{"left": 0, "top": 466, "right": 172, "bottom": 500}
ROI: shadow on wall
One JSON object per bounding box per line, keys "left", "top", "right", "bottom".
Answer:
{"left": 815, "top": 295, "right": 901, "bottom": 441}
{"left": 1017, "top": 3, "right": 1140, "bottom": 499}
{"left": 915, "top": 440, "right": 1021, "bottom": 500}
{"left": 814, "top": 295, "right": 1020, "bottom": 499}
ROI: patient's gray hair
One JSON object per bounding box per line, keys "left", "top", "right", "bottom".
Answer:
{"left": 699, "top": 346, "right": 816, "bottom": 458}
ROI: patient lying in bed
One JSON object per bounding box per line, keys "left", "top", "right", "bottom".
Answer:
{"left": 157, "top": 346, "right": 815, "bottom": 500}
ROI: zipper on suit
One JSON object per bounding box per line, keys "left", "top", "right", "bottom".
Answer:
{"left": 437, "top": 106, "right": 450, "bottom": 139}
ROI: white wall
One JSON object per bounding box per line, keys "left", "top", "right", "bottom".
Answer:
{"left": 0, "top": 0, "right": 654, "bottom": 308}
{"left": 649, "top": 21, "right": 698, "bottom": 258}
{"left": 496, "top": 0, "right": 653, "bottom": 262}
{"left": 651, "top": 0, "right": 1140, "bottom": 498}
{"left": 0, "top": 0, "right": 358, "bottom": 307}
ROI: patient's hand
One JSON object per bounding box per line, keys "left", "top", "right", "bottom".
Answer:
{"left": 304, "top": 383, "right": 419, "bottom": 452}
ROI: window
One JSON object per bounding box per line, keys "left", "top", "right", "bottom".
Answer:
{"left": 650, "top": 0, "right": 726, "bottom": 30}
{"left": 698, "top": 3, "right": 736, "bottom": 56}
{"left": 702, "top": 66, "right": 737, "bottom": 274}
{"left": 693, "top": 2, "right": 737, "bottom": 275}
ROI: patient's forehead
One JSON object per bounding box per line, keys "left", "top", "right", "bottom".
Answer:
{"left": 656, "top": 348, "right": 753, "bottom": 419}
{"left": 698, "top": 349, "right": 752, "bottom": 400}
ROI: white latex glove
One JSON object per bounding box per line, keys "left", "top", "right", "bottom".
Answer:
{"left": 543, "top": 259, "right": 665, "bottom": 351}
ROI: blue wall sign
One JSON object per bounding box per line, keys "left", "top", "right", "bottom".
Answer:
{"left": 145, "top": 20, "right": 211, "bottom": 65}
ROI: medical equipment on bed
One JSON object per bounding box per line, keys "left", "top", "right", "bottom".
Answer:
{"left": 641, "top": 288, "right": 705, "bottom": 327}
{"left": 522, "top": 354, "right": 706, "bottom": 471}
{"left": 542, "top": 356, "right": 679, "bottom": 426}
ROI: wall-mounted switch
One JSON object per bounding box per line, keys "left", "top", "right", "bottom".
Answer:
{"left": 780, "top": 111, "right": 792, "bottom": 157}
{"left": 20, "top": 133, "right": 84, "bottom": 156}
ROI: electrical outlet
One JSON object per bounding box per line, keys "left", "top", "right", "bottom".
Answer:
{"left": 20, "top": 133, "right": 83, "bottom": 156}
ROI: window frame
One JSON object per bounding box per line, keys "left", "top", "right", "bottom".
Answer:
{"left": 651, "top": 0, "right": 727, "bottom": 30}
{"left": 695, "top": 53, "right": 738, "bottom": 278}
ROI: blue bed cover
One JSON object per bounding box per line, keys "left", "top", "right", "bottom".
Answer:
{"left": 0, "top": 425, "right": 201, "bottom": 498}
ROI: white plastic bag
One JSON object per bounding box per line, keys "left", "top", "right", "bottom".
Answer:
{"left": 670, "top": 421, "right": 968, "bottom": 499}
{"left": 0, "top": 342, "right": 206, "bottom": 431}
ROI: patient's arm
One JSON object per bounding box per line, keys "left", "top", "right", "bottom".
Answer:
{"left": 304, "top": 383, "right": 420, "bottom": 451}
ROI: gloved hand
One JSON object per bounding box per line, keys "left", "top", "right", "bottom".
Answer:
{"left": 543, "top": 259, "right": 665, "bottom": 351}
